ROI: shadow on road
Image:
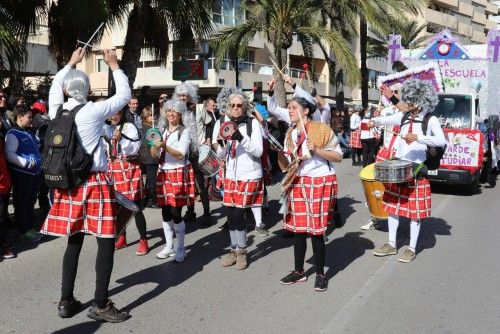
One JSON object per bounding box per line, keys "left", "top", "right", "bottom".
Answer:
{"left": 336, "top": 196, "right": 362, "bottom": 226}
{"left": 51, "top": 321, "right": 101, "bottom": 334}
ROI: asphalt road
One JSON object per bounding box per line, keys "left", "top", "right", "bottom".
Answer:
{"left": 1, "top": 162, "right": 499, "bottom": 334}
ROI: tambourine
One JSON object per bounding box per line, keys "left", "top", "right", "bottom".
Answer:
{"left": 219, "top": 121, "right": 237, "bottom": 140}
{"left": 145, "top": 128, "right": 162, "bottom": 146}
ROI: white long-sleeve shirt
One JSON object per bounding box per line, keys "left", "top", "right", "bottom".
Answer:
{"left": 49, "top": 65, "right": 131, "bottom": 172}
{"left": 103, "top": 122, "right": 141, "bottom": 157}
{"left": 350, "top": 113, "right": 361, "bottom": 131}
{"left": 159, "top": 126, "right": 191, "bottom": 170}
{"left": 213, "top": 118, "right": 263, "bottom": 180}
{"left": 267, "top": 86, "right": 331, "bottom": 125}
{"left": 284, "top": 127, "right": 342, "bottom": 177}
{"left": 371, "top": 111, "right": 447, "bottom": 163}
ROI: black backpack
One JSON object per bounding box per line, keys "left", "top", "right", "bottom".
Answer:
{"left": 42, "top": 105, "right": 98, "bottom": 189}
{"left": 401, "top": 112, "right": 446, "bottom": 170}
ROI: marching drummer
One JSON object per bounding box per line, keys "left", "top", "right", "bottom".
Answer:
{"left": 368, "top": 79, "right": 446, "bottom": 263}
{"left": 277, "top": 97, "right": 343, "bottom": 292}
{"left": 212, "top": 92, "right": 264, "bottom": 270}
{"left": 152, "top": 99, "right": 196, "bottom": 263}
{"left": 104, "top": 109, "right": 149, "bottom": 256}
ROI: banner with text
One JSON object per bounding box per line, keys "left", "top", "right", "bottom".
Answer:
{"left": 440, "top": 129, "right": 484, "bottom": 172}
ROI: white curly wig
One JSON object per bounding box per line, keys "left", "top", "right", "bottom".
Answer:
{"left": 216, "top": 87, "right": 253, "bottom": 119}
{"left": 401, "top": 79, "right": 439, "bottom": 114}
{"left": 174, "top": 82, "right": 199, "bottom": 104}
{"left": 158, "top": 98, "right": 199, "bottom": 151}
{"left": 63, "top": 69, "right": 90, "bottom": 104}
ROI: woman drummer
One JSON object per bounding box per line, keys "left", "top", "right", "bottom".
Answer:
{"left": 105, "top": 109, "right": 149, "bottom": 256}
{"left": 152, "top": 99, "right": 196, "bottom": 263}
{"left": 369, "top": 79, "right": 446, "bottom": 263}
{"left": 277, "top": 97, "right": 343, "bottom": 292}
{"left": 212, "top": 92, "right": 264, "bottom": 270}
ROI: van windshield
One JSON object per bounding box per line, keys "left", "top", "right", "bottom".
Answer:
{"left": 433, "top": 95, "right": 472, "bottom": 129}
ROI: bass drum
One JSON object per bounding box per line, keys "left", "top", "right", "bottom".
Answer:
{"left": 359, "top": 163, "right": 388, "bottom": 219}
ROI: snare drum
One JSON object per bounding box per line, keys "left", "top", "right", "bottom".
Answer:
{"left": 198, "top": 144, "right": 222, "bottom": 177}
{"left": 374, "top": 159, "right": 413, "bottom": 183}
{"left": 115, "top": 191, "right": 140, "bottom": 236}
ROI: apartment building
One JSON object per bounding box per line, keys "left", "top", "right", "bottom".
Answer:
{"left": 423, "top": 0, "right": 499, "bottom": 43}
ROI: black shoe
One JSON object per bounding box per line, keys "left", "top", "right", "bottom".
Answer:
{"left": 314, "top": 274, "right": 328, "bottom": 292}
{"left": 183, "top": 210, "right": 196, "bottom": 223}
{"left": 200, "top": 213, "right": 212, "bottom": 227}
{"left": 280, "top": 270, "right": 307, "bottom": 285}
{"left": 217, "top": 220, "right": 228, "bottom": 231}
{"left": 146, "top": 200, "right": 158, "bottom": 209}
{"left": 58, "top": 298, "right": 82, "bottom": 318}
{"left": 87, "top": 299, "right": 129, "bottom": 323}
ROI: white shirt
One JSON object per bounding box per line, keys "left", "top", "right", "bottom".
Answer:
{"left": 267, "top": 86, "right": 331, "bottom": 125}
{"left": 350, "top": 113, "right": 361, "bottom": 131}
{"left": 380, "top": 105, "right": 400, "bottom": 148}
{"left": 194, "top": 104, "right": 211, "bottom": 145}
{"left": 159, "top": 126, "right": 191, "bottom": 170}
{"left": 360, "top": 119, "right": 376, "bottom": 139}
{"left": 213, "top": 118, "right": 263, "bottom": 180}
{"left": 284, "top": 127, "right": 341, "bottom": 177}
{"left": 103, "top": 122, "right": 141, "bottom": 157}
{"left": 372, "top": 111, "right": 447, "bottom": 163}
{"left": 49, "top": 65, "right": 131, "bottom": 172}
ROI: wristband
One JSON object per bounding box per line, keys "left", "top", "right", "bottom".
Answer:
{"left": 389, "top": 96, "right": 399, "bottom": 105}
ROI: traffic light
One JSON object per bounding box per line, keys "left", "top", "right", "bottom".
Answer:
{"left": 253, "top": 81, "right": 262, "bottom": 102}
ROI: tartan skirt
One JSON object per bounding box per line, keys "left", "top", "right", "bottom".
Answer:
{"left": 284, "top": 174, "right": 338, "bottom": 235}
{"left": 349, "top": 129, "right": 362, "bottom": 149}
{"left": 223, "top": 178, "right": 264, "bottom": 208}
{"left": 108, "top": 160, "right": 144, "bottom": 201}
{"left": 156, "top": 165, "right": 195, "bottom": 208}
{"left": 40, "top": 172, "right": 117, "bottom": 238}
{"left": 382, "top": 178, "right": 431, "bottom": 220}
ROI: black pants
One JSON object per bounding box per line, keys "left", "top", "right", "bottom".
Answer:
{"left": 143, "top": 164, "right": 158, "bottom": 200}
{"left": 361, "top": 138, "right": 376, "bottom": 167}
{"left": 0, "top": 194, "right": 9, "bottom": 245}
{"left": 351, "top": 148, "right": 362, "bottom": 164}
{"left": 38, "top": 172, "right": 50, "bottom": 210}
{"left": 187, "top": 160, "right": 209, "bottom": 215}
{"left": 226, "top": 206, "right": 246, "bottom": 231}
{"left": 161, "top": 205, "right": 183, "bottom": 224}
{"left": 61, "top": 233, "right": 115, "bottom": 308}
{"left": 133, "top": 200, "right": 147, "bottom": 240}
{"left": 294, "top": 233, "right": 325, "bottom": 275}
{"left": 10, "top": 170, "right": 38, "bottom": 234}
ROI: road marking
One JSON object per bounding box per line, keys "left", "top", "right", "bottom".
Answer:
{"left": 320, "top": 193, "right": 452, "bottom": 333}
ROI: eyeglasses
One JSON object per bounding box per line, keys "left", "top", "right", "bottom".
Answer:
{"left": 0, "top": 95, "right": 5, "bottom": 100}
{"left": 231, "top": 103, "right": 243, "bottom": 108}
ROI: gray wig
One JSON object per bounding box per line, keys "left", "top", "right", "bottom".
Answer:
{"left": 401, "top": 79, "right": 439, "bottom": 114}
{"left": 159, "top": 98, "right": 199, "bottom": 151}
{"left": 63, "top": 69, "right": 90, "bottom": 104}
{"left": 174, "top": 82, "right": 199, "bottom": 104}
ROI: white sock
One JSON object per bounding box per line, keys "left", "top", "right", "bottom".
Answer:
{"left": 174, "top": 221, "right": 186, "bottom": 250}
{"left": 251, "top": 207, "right": 263, "bottom": 228}
{"left": 162, "top": 221, "right": 174, "bottom": 250}
{"left": 409, "top": 220, "right": 421, "bottom": 252}
{"left": 388, "top": 215, "right": 399, "bottom": 248}
{"left": 229, "top": 229, "right": 238, "bottom": 249}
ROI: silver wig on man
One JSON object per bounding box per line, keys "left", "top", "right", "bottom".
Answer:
{"left": 401, "top": 79, "right": 439, "bottom": 114}
{"left": 63, "top": 69, "right": 90, "bottom": 104}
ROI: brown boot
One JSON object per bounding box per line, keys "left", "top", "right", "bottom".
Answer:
{"left": 221, "top": 249, "right": 237, "bottom": 267}
{"left": 235, "top": 250, "right": 248, "bottom": 270}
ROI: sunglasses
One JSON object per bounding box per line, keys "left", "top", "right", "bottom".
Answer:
{"left": 231, "top": 103, "right": 243, "bottom": 108}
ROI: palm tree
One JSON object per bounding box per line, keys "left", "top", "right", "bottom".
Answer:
{"left": 0, "top": 0, "right": 45, "bottom": 80}
{"left": 322, "top": 0, "right": 425, "bottom": 107}
{"left": 367, "top": 20, "right": 429, "bottom": 59}
{"left": 210, "top": 0, "right": 360, "bottom": 107}
{"left": 47, "top": 0, "right": 217, "bottom": 88}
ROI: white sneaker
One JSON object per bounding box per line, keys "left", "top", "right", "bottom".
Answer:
{"left": 156, "top": 246, "right": 175, "bottom": 259}
{"left": 174, "top": 247, "right": 186, "bottom": 263}
{"left": 361, "top": 220, "right": 376, "bottom": 230}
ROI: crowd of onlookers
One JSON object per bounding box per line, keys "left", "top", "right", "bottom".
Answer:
{"left": 0, "top": 83, "right": 383, "bottom": 261}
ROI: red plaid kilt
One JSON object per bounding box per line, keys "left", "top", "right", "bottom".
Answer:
{"left": 382, "top": 178, "right": 431, "bottom": 220}
{"left": 108, "top": 160, "right": 144, "bottom": 201}
{"left": 349, "top": 129, "right": 362, "bottom": 149}
{"left": 156, "top": 165, "right": 195, "bottom": 208}
{"left": 284, "top": 174, "right": 338, "bottom": 235}
{"left": 223, "top": 178, "right": 264, "bottom": 208}
{"left": 40, "top": 172, "right": 116, "bottom": 238}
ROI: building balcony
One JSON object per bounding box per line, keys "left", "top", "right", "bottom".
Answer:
{"left": 458, "top": 2, "right": 474, "bottom": 17}
{"left": 486, "top": 19, "right": 498, "bottom": 30}
{"left": 434, "top": 0, "right": 459, "bottom": 9}
{"left": 472, "top": 0, "right": 488, "bottom": 7}
{"left": 486, "top": 2, "right": 499, "bottom": 15}
{"left": 472, "top": 30, "right": 486, "bottom": 43}
{"left": 472, "top": 11, "right": 487, "bottom": 25}
{"left": 424, "top": 8, "right": 458, "bottom": 29}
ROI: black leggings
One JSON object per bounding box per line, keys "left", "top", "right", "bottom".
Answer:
{"left": 161, "top": 205, "right": 183, "bottom": 224}
{"left": 186, "top": 161, "right": 210, "bottom": 215}
{"left": 61, "top": 233, "right": 115, "bottom": 308}
{"left": 351, "top": 148, "right": 362, "bottom": 164}
{"left": 226, "top": 206, "right": 246, "bottom": 231}
{"left": 134, "top": 207, "right": 147, "bottom": 240}
{"left": 361, "top": 138, "right": 376, "bottom": 167}
{"left": 294, "top": 233, "right": 325, "bottom": 275}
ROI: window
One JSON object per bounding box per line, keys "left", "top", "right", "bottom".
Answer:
{"left": 212, "top": 0, "right": 244, "bottom": 27}
{"left": 97, "top": 59, "right": 108, "bottom": 72}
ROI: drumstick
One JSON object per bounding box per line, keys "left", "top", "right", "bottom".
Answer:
{"left": 302, "top": 64, "right": 313, "bottom": 89}
{"left": 384, "top": 126, "right": 404, "bottom": 138}
{"left": 269, "top": 57, "right": 286, "bottom": 77}
{"left": 82, "top": 22, "right": 105, "bottom": 52}
{"left": 151, "top": 103, "right": 154, "bottom": 129}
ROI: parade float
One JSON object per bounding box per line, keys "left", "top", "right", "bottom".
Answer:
{"left": 378, "top": 29, "right": 500, "bottom": 191}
